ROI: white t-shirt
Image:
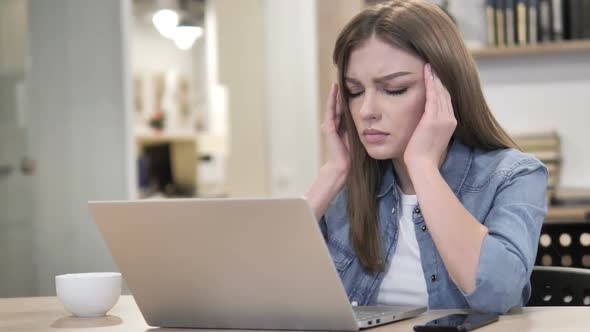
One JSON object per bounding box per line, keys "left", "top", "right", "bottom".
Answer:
{"left": 376, "top": 191, "right": 429, "bottom": 307}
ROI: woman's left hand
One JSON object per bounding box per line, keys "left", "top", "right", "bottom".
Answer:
{"left": 404, "top": 63, "right": 457, "bottom": 170}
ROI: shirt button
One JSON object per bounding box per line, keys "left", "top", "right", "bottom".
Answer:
{"left": 414, "top": 207, "right": 421, "bottom": 214}
{"left": 351, "top": 301, "right": 359, "bottom": 307}
{"left": 431, "top": 274, "right": 437, "bottom": 282}
{"left": 421, "top": 225, "right": 427, "bottom": 232}
{"left": 391, "top": 207, "right": 395, "bottom": 214}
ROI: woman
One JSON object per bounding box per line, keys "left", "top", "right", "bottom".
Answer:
{"left": 304, "top": 0, "right": 547, "bottom": 314}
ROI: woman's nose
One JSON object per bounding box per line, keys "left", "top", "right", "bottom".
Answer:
{"left": 359, "top": 91, "right": 381, "bottom": 121}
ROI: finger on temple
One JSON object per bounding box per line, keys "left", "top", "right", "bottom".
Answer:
{"left": 434, "top": 72, "right": 453, "bottom": 115}
{"left": 424, "top": 63, "right": 437, "bottom": 109}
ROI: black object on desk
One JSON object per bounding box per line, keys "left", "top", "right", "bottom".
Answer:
{"left": 413, "top": 312, "right": 499, "bottom": 332}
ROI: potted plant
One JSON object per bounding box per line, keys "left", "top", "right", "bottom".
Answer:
{"left": 149, "top": 110, "right": 165, "bottom": 133}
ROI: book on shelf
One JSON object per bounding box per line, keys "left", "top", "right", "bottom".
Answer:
{"left": 545, "top": 160, "right": 561, "bottom": 182}
{"left": 529, "top": 0, "right": 539, "bottom": 44}
{"left": 485, "top": 0, "right": 590, "bottom": 48}
{"left": 539, "top": 0, "right": 552, "bottom": 41}
{"left": 512, "top": 134, "right": 561, "bottom": 161}
{"left": 565, "top": 0, "right": 579, "bottom": 39}
{"left": 545, "top": 162, "right": 559, "bottom": 176}
{"left": 552, "top": 0, "right": 564, "bottom": 41}
{"left": 546, "top": 188, "right": 556, "bottom": 203}
{"left": 525, "top": 149, "right": 561, "bottom": 162}
{"left": 506, "top": 0, "right": 516, "bottom": 46}
{"left": 517, "top": 0, "right": 529, "bottom": 45}
{"left": 512, "top": 131, "right": 561, "bottom": 199}
{"left": 584, "top": 0, "right": 590, "bottom": 39}
{"left": 512, "top": 130, "right": 560, "bottom": 150}
{"left": 564, "top": 0, "right": 590, "bottom": 40}
{"left": 548, "top": 171, "right": 560, "bottom": 188}
{"left": 552, "top": 188, "right": 590, "bottom": 205}
{"left": 486, "top": 0, "right": 498, "bottom": 46}
{"left": 497, "top": 0, "right": 507, "bottom": 46}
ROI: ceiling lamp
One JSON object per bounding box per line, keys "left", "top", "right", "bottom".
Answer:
{"left": 173, "top": 19, "right": 203, "bottom": 50}
{"left": 152, "top": 9, "right": 179, "bottom": 39}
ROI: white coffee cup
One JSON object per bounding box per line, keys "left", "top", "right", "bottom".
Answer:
{"left": 55, "top": 272, "right": 122, "bottom": 317}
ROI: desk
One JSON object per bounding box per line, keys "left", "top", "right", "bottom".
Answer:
{"left": 1, "top": 296, "right": 588, "bottom": 332}
{"left": 546, "top": 205, "right": 590, "bottom": 223}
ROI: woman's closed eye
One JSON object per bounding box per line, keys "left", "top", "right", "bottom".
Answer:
{"left": 384, "top": 87, "right": 407, "bottom": 96}
{"left": 348, "top": 90, "right": 363, "bottom": 98}
{"left": 347, "top": 87, "right": 408, "bottom": 98}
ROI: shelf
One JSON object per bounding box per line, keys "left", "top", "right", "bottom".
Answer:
{"left": 135, "top": 132, "right": 197, "bottom": 144}
{"left": 470, "top": 40, "right": 590, "bottom": 59}
{"left": 545, "top": 205, "right": 590, "bottom": 224}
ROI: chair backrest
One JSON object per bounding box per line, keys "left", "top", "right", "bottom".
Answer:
{"left": 536, "top": 223, "right": 590, "bottom": 268}
{"left": 528, "top": 266, "right": 590, "bottom": 306}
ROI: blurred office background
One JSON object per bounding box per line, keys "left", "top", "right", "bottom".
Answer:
{"left": 1, "top": 0, "right": 590, "bottom": 297}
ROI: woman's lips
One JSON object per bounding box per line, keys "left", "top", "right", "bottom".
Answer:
{"left": 363, "top": 128, "right": 389, "bottom": 143}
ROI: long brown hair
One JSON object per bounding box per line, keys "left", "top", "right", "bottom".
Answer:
{"left": 333, "top": 0, "right": 517, "bottom": 273}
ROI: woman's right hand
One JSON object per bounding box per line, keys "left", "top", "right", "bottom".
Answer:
{"left": 304, "top": 84, "right": 351, "bottom": 220}
{"left": 321, "top": 83, "right": 350, "bottom": 176}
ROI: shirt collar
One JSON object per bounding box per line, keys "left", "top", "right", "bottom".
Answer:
{"left": 377, "top": 138, "right": 473, "bottom": 198}
{"left": 377, "top": 162, "right": 396, "bottom": 198}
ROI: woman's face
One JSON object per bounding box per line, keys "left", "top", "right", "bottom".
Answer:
{"left": 345, "top": 36, "right": 427, "bottom": 160}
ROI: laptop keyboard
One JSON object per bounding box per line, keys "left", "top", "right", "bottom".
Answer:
{"left": 352, "top": 307, "right": 392, "bottom": 320}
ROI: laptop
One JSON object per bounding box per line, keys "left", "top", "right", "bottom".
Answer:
{"left": 89, "top": 198, "right": 426, "bottom": 330}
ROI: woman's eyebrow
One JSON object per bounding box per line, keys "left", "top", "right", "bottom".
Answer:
{"left": 373, "top": 71, "right": 412, "bottom": 83}
{"left": 345, "top": 71, "right": 413, "bottom": 84}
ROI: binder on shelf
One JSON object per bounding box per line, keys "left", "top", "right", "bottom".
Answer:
{"left": 480, "top": 0, "right": 590, "bottom": 51}
{"left": 506, "top": 0, "right": 516, "bottom": 46}
{"left": 552, "top": 0, "right": 564, "bottom": 41}
{"left": 486, "top": 0, "right": 498, "bottom": 46}
{"left": 583, "top": 0, "right": 590, "bottom": 39}
{"left": 496, "top": 0, "right": 507, "bottom": 46}
{"left": 529, "top": 0, "right": 539, "bottom": 44}
{"left": 545, "top": 163, "right": 559, "bottom": 176}
{"left": 524, "top": 150, "right": 561, "bottom": 162}
{"left": 553, "top": 188, "right": 590, "bottom": 206}
{"left": 563, "top": 0, "right": 573, "bottom": 39}
{"left": 548, "top": 171, "right": 559, "bottom": 189}
{"left": 513, "top": 131, "right": 560, "bottom": 150}
{"left": 517, "top": 0, "right": 528, "bottom": 45}
{"left": 539, "top": 0, "right": 552, "bottom": 41}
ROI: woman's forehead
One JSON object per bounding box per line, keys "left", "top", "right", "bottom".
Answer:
{"left": 346, "top": 37, "right": 423, "bottom": 79}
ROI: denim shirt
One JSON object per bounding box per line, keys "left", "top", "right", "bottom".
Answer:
{"left": 319, "top": 139, "right": 548, "bottom": 314}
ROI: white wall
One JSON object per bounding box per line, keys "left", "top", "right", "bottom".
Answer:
{"left": 27, "top": 0, "right": 133, "bottom": 295}
{"left": 206, "top": 0, "right": 322, "bottom": 197}
{"left": 263, "top": 0, "right": 320, "bottom": 196}
{"left": 209, "top": 0, "right": 269, "bottom": 197}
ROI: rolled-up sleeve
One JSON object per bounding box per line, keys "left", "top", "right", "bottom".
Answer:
{"left": 319, "top": 215, "right": 329, "bottom": 242}
{"left": 462, "top": 161, "right": 548, "bottom": 313}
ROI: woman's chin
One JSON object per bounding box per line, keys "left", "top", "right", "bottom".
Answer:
{"left": 364, "top": 146, "right": 399, "bottom": 160}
